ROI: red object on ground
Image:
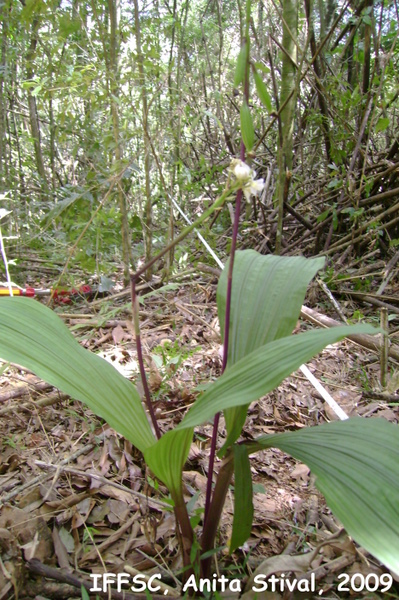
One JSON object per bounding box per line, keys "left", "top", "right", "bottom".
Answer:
{"left": 51, "top": 285, "right": 93, "bottom": 304}
{"left": 0, "top": 285, "right": 94, "bottom": 303}
{"left": 0, "top": 287, "right": 36, "bottom": 297}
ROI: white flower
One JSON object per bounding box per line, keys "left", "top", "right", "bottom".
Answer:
{"left": 243, "top": 177, "right": 264, "bottom": 201}
{"left": 229, "top": 158, "right": 265, "bottom": 202}
{"left": 229, "top": 159, "right": 264, "bottom": 201}
{"left": 232, "top": 160, "right": 252, "bottom": 182}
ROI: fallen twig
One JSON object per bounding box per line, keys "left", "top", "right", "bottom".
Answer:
{"left": 0, "top": 444, "right": 94, "bottom": 505}
{"left": 26, "top": 558, "right": 173, "bottom": 600}
{"left": 0, "top": 381, "right": 53, "bottom": 403}
{"left": 0, "top": 391, "right": 69, "bottom": 416}
{"left": 300, "top": 305, "right": 399, "bottom": 361}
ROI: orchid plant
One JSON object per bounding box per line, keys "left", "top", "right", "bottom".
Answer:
{"left": 1, "top": 181, "right": 399, "bottom": 594}
{"left": 0, "top": 1, "right": 398, "bottom": 594}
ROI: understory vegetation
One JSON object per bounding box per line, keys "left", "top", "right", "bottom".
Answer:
{"left": 0, "top": 0, "right": 399, "bottom": 599}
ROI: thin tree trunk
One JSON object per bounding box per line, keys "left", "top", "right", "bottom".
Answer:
{"left": 108, "top": 0, "right": 132, "bottom": 284}
{"left": 165, "top": 0, "right": 178, "bottom": 279}
{"left": 133, "top": 0, "right": 152, "bottom": 280}
{"left": 362, "top": 0, "right": 373, "bottom": 96}
{"left": 26, "top": 16, "right": 47, "bottom": 191}
{"left": 304, "top": 0, "right": 332, "bottom": 163}
{"left": 42, "top": 45, "right": 56, "bottom": 191}
{"left": 0, "top": 0, "right": 9, "bottom": 189}
{"left": 276, "top": 0, "right": 298, "bottom": 254}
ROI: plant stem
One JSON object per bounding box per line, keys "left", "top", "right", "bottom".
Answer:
{"left": 131, "top": 186, "right": 235, "bottom": 283}
{"left": 131, "top": 277, "right": 162, "bottom": 439}
{"left": 202, "top": 5, "right": 251, "bottom": 572}
{"left": 129, "top": 186, "right": 235, "bottom": 439}
{"left": 201, "top": 179, "right": 243, "bottom": 565}
{"left": 173, "top": 492, "right": 196, "bottom": 584}
{"left": 203, "top": 186, "right": 244, "bottom": 527}
{"left": 201, "top": 452, "right": 234, "bottom": 578}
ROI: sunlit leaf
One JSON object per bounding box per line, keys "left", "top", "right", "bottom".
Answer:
{"left": 249, "top": 418, "right": 399, "bottom": 576}
{"left": 0, "top": 298, "right": 155, "bottom": 453}
{"left": 254, "top": 61, "right": 270, "bottom": 74}
{"left": 217, "top": 251, "right": 324, "bottom": 447}
{"left": 218, "top": 251, "right": 325, "bottom": 365}
{"left": 179, "top": 324, "right": 378, "bottom": 432}
{"left": 375, "top": 117, "right": 390, "bottom": 133}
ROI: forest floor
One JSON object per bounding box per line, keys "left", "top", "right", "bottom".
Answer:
{"left": 1, "top": 254, "right": 399, "bottom": 600}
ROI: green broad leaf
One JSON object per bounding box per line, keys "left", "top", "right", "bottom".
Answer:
{"left": 253, "top": 69, "right": 272, "bottom": 112}
{"left": 375, "top": 117, "right": 390, "bottom": 133}
{"left": 144, "top": 428, "right": 193, "bottom": 497}
{"left": 327, "top": 178, "right": 341, "bottom": 189}
{"left": 223, "top": 408, "right": 247, "bottom": 452}
{"left": 31, "top": 84, "right": 43, "bottom": 97}
{"left": 218, "top": 251, "right": 325, "bottom": 365}
{"left": 240, "top": 101, "right": 255, "bottom": 152}
{"left": 234, "top": 43, "right": 248, "bottom": 88}
{"left": 230, "top": 445, "right": 253, "bottom": 552}
{"left": 0, "top": 298, "right": 155, "bottom": 453}
{"left": 44, "top": 191, "right": 84, "bottom": 222}
{"left": 179, "top": 324, "right": 378, "bottom": 432}
{"left": 218, "top": 251, "right": 325, "bottom": 448}
{"left": 250, "top": 418, "right": 399, "bottom": 577}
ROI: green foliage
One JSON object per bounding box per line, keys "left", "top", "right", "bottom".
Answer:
{"left": 151, "top": 340, "right": 200, "bottom": 391}
{"left": 253, "top": 68, "right": 272, "bottom": 112}
{"left": 0, "top": 297, "right": 155, "bottom": 453}
{"left": 240, "top": 101, "right": 255, "bottom": 152}
{"left": 145, "top": 429, "right": 193, "bottom": 498}
{"left": 251, "top": 418, "right": 399, "bottom": 575}
{"left": 0, "top": 251, "right": 398, "bottom": 578}
{"left": 80, "top": 585, "right": 90, "bottom": 600}
{"left": 234, "top": 43, "right": 248, "bottom": 87}
{"left": 178, "top": 325, "right": 376, "bottom": 432}
{"left": 3, "top": 0, "right": 399, "bottom": 583}
{"left": 375, "top": 117, "right": 390, "bottom": 133}
{"left": 230, "top": 445, "right": 253, "bottom": 551}
{"left": 216, "top": 251, "right": 324, "bottom": 447}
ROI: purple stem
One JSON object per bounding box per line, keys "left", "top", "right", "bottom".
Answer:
{"left": 203, "top": 36, "right": 249, "bottom": 527}
{"left": 131, "top": 277, "right": 162, "bottom": 439}
{"left": 203, "top": 149, "right": 246, "bottom": 525}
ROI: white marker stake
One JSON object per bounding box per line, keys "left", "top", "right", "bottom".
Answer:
{"left": 299, "top": 364, "right": 349, "bottom": 421}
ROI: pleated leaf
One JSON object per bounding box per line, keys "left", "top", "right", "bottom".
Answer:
{"left": 0, "top": 297, "right": 155, "bottom": 453}
{"left": 249, "top": 418, "right": 399, "bottom": 576}
{"left": 144, "top": 428, "right": 193, "bottom": 497}
{"left": 179, "top": 325, "right": 378, "bottom": 431}
{"left": 218, "top": 251, "right": 325, "bottom": 365}
{"left": 230, "top": 445, "right": 253, "bottom": 552}
{"left": 217, "top": 251, "right": 325, "bottom": 446}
